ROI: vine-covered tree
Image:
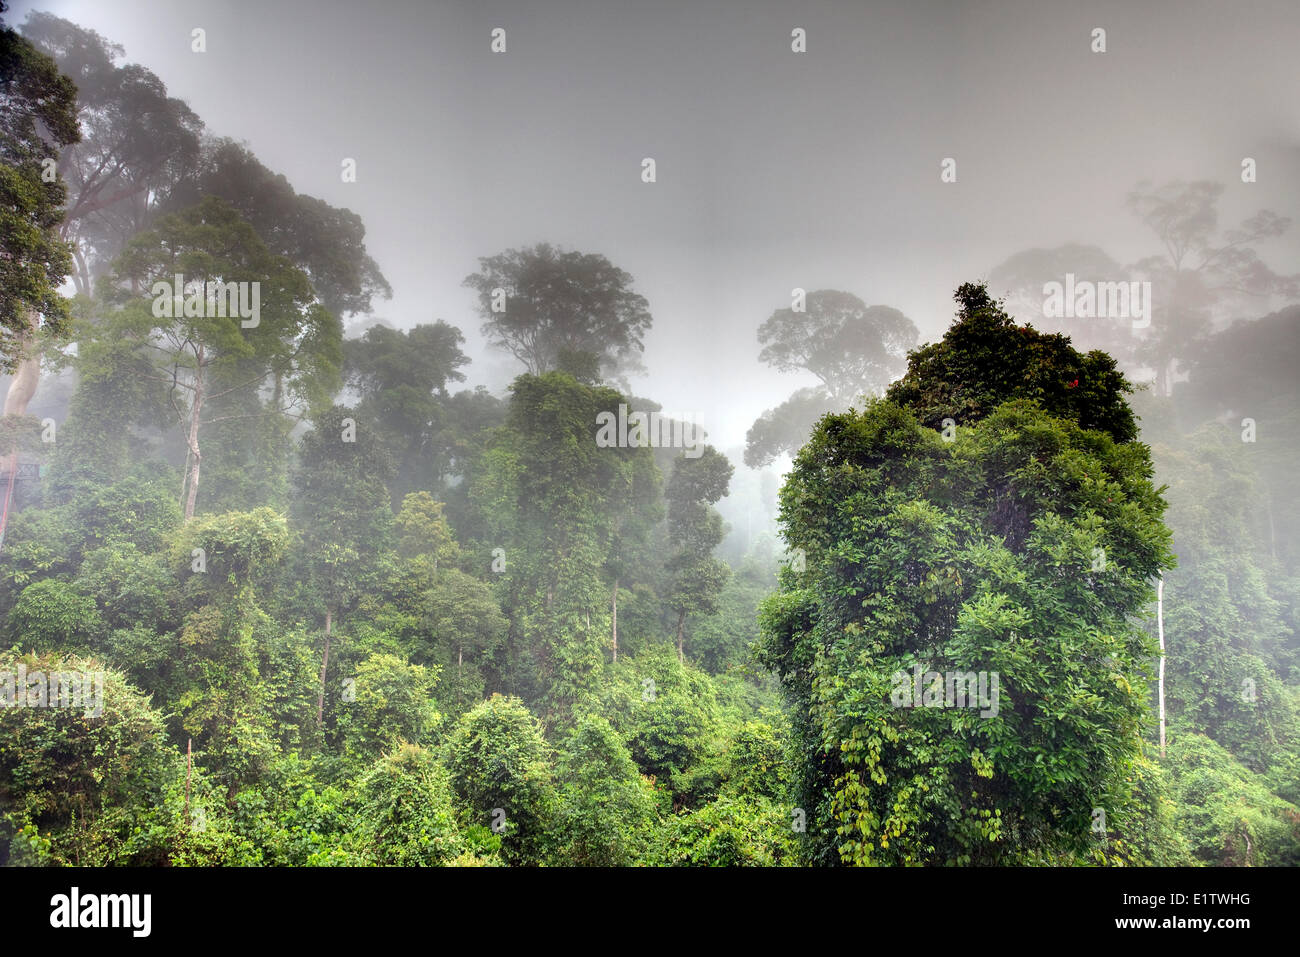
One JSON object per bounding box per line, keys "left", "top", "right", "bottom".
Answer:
{"left": 664, "top": 446, "right": 733, "bottom": 662}
{"left": 760, "top": 283, "right": 1177, "bottom": 865}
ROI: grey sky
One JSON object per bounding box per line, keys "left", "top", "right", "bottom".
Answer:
{"left": 10, "top": 0, "right": 1300, "bottom": 453}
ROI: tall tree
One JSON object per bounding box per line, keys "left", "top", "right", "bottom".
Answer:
{"left": 987, "top": 243, "right": 1135, "bottom": 362}
{"left": 886, "top": 284, "right": 1137, "bottom": 443}
{"left": 760, "top": 283, "right": 1175, "bottom": 865}
{"left": 166, "top": 139, "right": 391, "bottom": 320}
{"left": 0, "top": 3, "right": 78, "bottom": 358}
{"left": 472, "top": 372, "right": 660, "bottom": 710}
{"left": 1126, "top": 180, "right": 1299, "bottom": 394}
{"left": 743, "top": 386, "right": 840, "bottom": 469}
{"left": 108, "top": 195, "right": 341, "bottom": 519}
{"left": 0, "top": 1, "right": 80, "bottom": 545}
{"left": 20, "top": 12, "right": 203, "bottom": 296}
{"left": 603, "top": 450, "right": 662, "bottom": 663}
{"left": 664, "top": 446, "right": 733, "bottom": 662}
{"left": 343, "top": 321, "right": 470, "bottom": 507}
{"left": 291, "top": 404, "right": 394, "bottom": 730}
{"left": 746, "top": 291, "right": 917, "bottom": 467}
{"left": 756, "top": 290, "right": 917, "bottom": 405}
{"left": 463, "top": 243, "right": 653, "bottom": 384}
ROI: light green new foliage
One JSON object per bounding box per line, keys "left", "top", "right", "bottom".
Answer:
{"left": 652, "top": 795, "right": 798, "bottom": 867}
{"left": 351, "top": 743, "right": 465, "bottom": 867}
{"left": 333, "top": 653, "right": 441, "bottom": 764}
{"left": 419, "top": 566, "right": 506, "bottom": 714}
{"left": 0, "top": 652, "right": 184, "bottom": 865}
{"left": 1165, "top": 733, "right": 1300, "bottom": 866}
{"left": 443, "top": 695, "right": 559, "bottom": 866}
{"left": 556, "top": 713, "right": 657, "bottom": 866}
{"left": 583, "top": 645, "right": 720, "bottom": 791}
{"left": 395, "top": 491, "right": 460, "bottom": 566}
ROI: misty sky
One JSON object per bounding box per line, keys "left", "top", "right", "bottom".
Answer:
{"left": 10, "top": 0, "right": 1300, "bottom": 453}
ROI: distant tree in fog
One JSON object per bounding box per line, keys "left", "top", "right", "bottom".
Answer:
{"left": 745, "top": 290, "right": 917, "bottom": 467}
{"left": 988, "top": 243, "right": 1133, "bottom": 363}
{"left": 463, "top": 243, "right": 652, "bottom": 386}
{"left": 757, "top": 290, "right": 916, "bottom": 405}
{"left": 1126, "top": 180, "right": 1299, "bottom": 395}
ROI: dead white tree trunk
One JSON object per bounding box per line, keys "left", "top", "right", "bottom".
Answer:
{"left": 1157, "top": 576, "right": 1166, "bottom": 759}
{"left": 181, "top": 345, "right": 205, "bottom": 521}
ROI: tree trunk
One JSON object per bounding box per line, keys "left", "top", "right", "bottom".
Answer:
{"left": 71, "top": 245, "right": 90, "bottom": 299}
{"left": 1156, "top": 576, "right": 1166, "bottom": 759}
{"left": 179, "top": 446, "right": 192, "bottom": 511}
{"left": 675, "top": 608, "right": 686, "bottom": 664}
{"left": 316, "top": 607, "right": 332, "bottom": 728}
{"left": 0, "top": 311, "right": 41, "bottom": 548}
{"left": 182, "top": 346, "right": 205, "bottom": 521}
{"left": 3, "top": 311, "right": 41, "bottom": 458}
{"left": 610, "top": 577, "right": 619, "bottom": 662}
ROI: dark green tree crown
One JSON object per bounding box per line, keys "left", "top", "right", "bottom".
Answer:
{"left": 886, "top": 282, "right": 1139, "bottom": 443}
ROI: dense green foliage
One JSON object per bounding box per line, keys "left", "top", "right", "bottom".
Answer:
{"left": 0, "top": 9, "right": 1295, "bottom": 869}
{"left": 760, "top": 286, "right": 1178, "bottom": 864}
{"left": 0, "top": 4, "right": 79, "bottom": 363}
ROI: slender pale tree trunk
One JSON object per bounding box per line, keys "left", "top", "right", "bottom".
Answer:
{"left": 3, "top": 313, "right": 41, "bottom": 460}
{"left": 610, "top": 577, "right": 619, "bottom": 662}
{"left": 180, "top": 447, "right": 192, "bottom": 510}
{"left": 675, "top": 608, "right": 686, "bottom": 663}
{"left": 1157, "top": 576, "right": 1166, "bottom": 759}
{"left": 316, "top": 607, "right": 333, "bottom": 728}
{"left": 0, "top": 314, "right": 42, "bottom": 548}
{"left": 71, "top": 246, "right": 90, "bottom": 299}
{"left": 182, "top": 346, "right": 205, "bottom": 521}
